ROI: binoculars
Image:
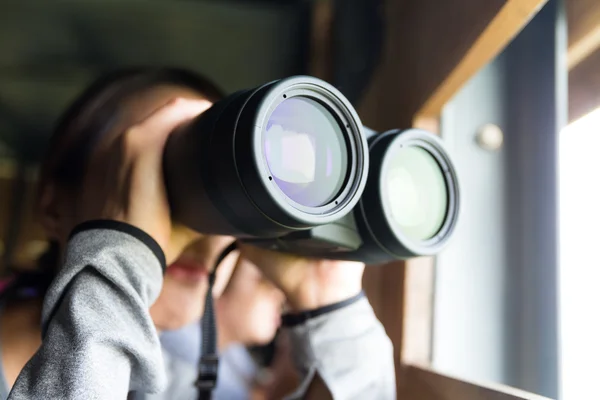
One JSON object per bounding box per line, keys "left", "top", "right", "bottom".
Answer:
{"left": 164, "top": 76, "right": 459, "bottom": 264}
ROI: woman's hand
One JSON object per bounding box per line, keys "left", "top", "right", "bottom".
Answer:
{"left": 75, "top": 98, "right": 212, "bottom": 264}
{"left": 238, "top": 244, "right": 364, "bottom": 311}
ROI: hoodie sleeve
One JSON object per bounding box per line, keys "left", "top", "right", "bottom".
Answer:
{"left": 283, "top": 294, "right": 397, "bottom": 400}
{"left": 8, "top": 220, "right": 167, "bottom": 400}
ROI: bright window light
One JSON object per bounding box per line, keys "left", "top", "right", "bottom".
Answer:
{"left": 559, "top": 107, "right": 600, "bottom": 400}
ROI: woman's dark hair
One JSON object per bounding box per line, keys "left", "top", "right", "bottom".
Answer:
{"left": 41, "top": 67, "right": 225, "bottom": 191}
{"left": 5, "top": 67, "right": 225, "bottom": 299}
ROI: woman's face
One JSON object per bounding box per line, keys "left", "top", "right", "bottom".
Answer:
{"left": 40, "top": 84, "right": 235, "bottom": 330}
{"left": 216, "top": 257, "right": 285, "bottom": 347}
{"left": 150, "top": 234, "right": 234, "bottom": 330}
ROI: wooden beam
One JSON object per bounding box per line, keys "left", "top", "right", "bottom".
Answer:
{"left": 417, "top": 0, "right": 547, "bottom": 119}
{"left": 0, "top": 166, "right": 45, "bottom": 272}
{"left": 0, "top": 177, "right": 11, "bottom": 269}
{"left": 567, "top": 25, "right": 600, "bottom": 70}
{"left": 359, "top": 0, "right": 547, "bottom": 130}
{"left": 567, "top": 0, "right": 600, "bottom": 69}
{"left": 567, "top": 0, "right": 600, "bottom": 120}
{"left": 569, "top": 46, "right": 600, "bottom": 121}
{"left": 400, "top": 257, "right": 435, "bottom": 366}
{"left": 398, "top": 366, "right": 554, "bottom": 400}
{"left": 380, "top": 261, "right": 407, "bottom": 352}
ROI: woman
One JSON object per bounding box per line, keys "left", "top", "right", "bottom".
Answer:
{"left": 0, "top": 68, "right": 235, "bottom": 398}
{"left": 3, "top": 67, "right": 394, "bottom": 399}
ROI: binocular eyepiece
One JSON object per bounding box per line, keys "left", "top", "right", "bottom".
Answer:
{"left": 164, "top": 76, "right": 459, "bottom": 264}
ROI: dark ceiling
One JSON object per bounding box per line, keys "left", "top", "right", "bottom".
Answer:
{"left": 0, "top": 1, "right": 312, "bottom": 161}
{"left": 0, "top": 0, "right": 382, "bottom": 162}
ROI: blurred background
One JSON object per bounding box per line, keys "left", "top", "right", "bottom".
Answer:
{"left": 0, "top": 1, "right": 598, "bottom": 399}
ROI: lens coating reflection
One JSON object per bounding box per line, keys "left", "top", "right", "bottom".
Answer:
{"left": 263, "top": 97, "right": 347, "bottom": 207}
{"left": 385, "top": 146, "right": 448, "bottom": 241}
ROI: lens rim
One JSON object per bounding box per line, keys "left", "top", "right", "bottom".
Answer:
{"left": 249, "top": 76, "right": 368, "bottom": 226}
{"left": 358, "top": 128, "right": 460, "bottom": 258}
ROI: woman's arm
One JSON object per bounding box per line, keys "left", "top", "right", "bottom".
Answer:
{"left": 239, "top": 246, "right": 397, "bottom": 400}
{"left": 8, "top": 221, "right": 167, "bottom": 400}
{"left": 7, "top": 99, "right": 212, "bottom": 399}
{"left": 283, "top": 294, "right": 396, "bottom": 400}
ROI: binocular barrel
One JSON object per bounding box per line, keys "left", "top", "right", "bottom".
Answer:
{"left": 164, "top": 76, "right": 460, "bottom": 263}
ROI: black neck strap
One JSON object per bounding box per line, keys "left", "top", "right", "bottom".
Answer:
{"left": 280, "top": 290, "right": 365, "bottom": 327}
{"left": 196, "top": 241, "right": 238, "bottom": 400}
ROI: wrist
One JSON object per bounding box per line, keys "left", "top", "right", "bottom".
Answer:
{"left": 69, "top": 220, "right": 167, "bottom": 273}
{"left": 282, "top": 259, "right": 364, "bottom": 311}
{"left": 282, "top": 291, "right": 365, "bottom": 327}
{"left": 286, "top": 284, "right": 363, "bottom": 312}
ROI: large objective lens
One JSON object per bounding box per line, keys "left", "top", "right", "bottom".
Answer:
{"left": 263, "top": 97, "right": 348, "bottom": 207}
{"left": 164, "top": 76, "right": 368, "bottom": 238}
{"left": 385, "top": 146, "right": 448, "bottom": 241}
{"left": 341, "top": 128, "right": 459, "bottom": 263}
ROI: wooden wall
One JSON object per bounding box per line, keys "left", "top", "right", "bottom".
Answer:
{"left": 568, "top": 0, "right": 600, "bottom": 121}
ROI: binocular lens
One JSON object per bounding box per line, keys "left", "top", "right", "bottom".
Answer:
{"left": 263, "top": 97, "right": 348, "bottom": 208}
{"left": 346, "top": 128, "right": 459, "bottom": 263}
{"left": 164, "top": 76, "right": 367, "bottom": 237}
{"left": 164, "top": 75, "right": 459, "bottom": 263}
{"left": 385, "top": 146, "right": 448, "bottom": 241}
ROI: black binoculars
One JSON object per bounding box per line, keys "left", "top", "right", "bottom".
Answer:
{"left": 164, "top": 76, "right": 459, "bottom": 264}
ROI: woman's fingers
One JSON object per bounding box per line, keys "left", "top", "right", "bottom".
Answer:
{"left": 124, "top": 98, "right": 211, "bottom": 150}
{"left": 122, "top": 98, "right": 211, "bottom": 251}
{"left": 76, "top": 98, "right": 212, "bottom": 256}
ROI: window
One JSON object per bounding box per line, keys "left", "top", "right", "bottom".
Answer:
{"left": 559, "top": 107, "right": 600, "bottom": 400}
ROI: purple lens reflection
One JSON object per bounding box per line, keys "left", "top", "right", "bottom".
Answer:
{"left": 263, "top": 97, "right": 347, "bottom": 207}
{"left": 265, "top": 140, "right": 271, "bottom": 160}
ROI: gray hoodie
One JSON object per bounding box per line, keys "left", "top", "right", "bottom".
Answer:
{"left": 7, "top": 221, "right": 396, "bottom": 399}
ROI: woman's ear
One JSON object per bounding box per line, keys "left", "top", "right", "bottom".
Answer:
{"left": 38, "top": 182, "right": 66, "bottom": 241}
